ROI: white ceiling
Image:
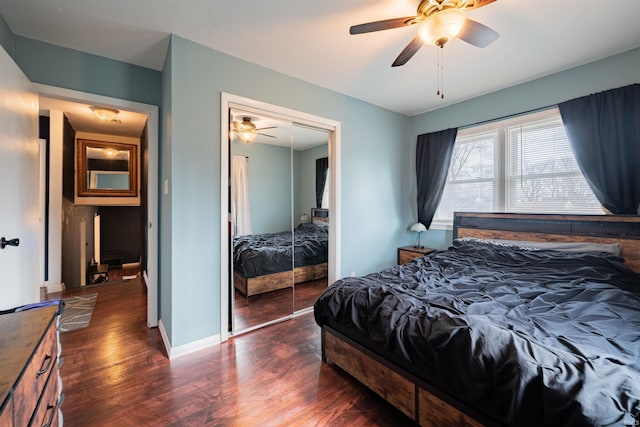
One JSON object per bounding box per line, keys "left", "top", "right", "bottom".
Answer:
{"left": 40, "top": 97, "right": 148, "bottom": 137}
{"left": 3, "top": 0, "right": 640, "bottom": 116}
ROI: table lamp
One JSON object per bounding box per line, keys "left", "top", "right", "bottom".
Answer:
{"left": 410, "top": 222, "right": 427, "bottom": 248}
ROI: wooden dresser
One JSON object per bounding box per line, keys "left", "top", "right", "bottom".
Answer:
{"left": 0, "top": 304, "right": 62, "bottom": 427}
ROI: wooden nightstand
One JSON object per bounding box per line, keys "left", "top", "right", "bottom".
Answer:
{"left": 398, "top": 246, "right": 434, "bottom": 265}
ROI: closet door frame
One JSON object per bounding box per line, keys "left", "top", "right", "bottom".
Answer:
{"left": 220, "top": 93, "right": 341, "bottom": 342}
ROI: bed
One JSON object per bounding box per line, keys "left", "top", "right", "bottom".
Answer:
{"left": 233, "top": 208, "right": 329, "bottom": 297}
{"left": 314, "top": 212, "right": 640, "bottom": 427}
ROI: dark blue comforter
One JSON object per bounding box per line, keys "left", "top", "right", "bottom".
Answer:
{"left": 314, "top": 239, "right": 640, "bottom": 426}
{"left": 234, "top": 222, "right": 328, "bottom": 277}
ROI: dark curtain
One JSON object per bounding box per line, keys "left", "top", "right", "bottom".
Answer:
{"left": 416, "top": 128, "right": 458, "bottom": 228}
{"left": 315, "top": 157, "right": 329, "bottom": 208}
{"left": 558, "top": 84, "right": 640, "bottom": 214}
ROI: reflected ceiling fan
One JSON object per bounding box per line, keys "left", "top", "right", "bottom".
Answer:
{"left": 231, "top": 117, "right": 276, "bottom": 143}
{"left": 351, "top": 0, "right": 499, "bottom": 97}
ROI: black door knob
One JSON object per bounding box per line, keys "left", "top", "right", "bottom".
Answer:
{"left": 1, "top": 237, "right": 19, "bottom": 249}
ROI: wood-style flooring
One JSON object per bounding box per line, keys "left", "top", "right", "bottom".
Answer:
{"left": 56, "top": 279, "right": 413, "bottom": 426}
{"left": 233, "top": 278, "right": 328, "bottom": 332}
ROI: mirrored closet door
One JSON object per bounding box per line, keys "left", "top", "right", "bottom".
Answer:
{"left": 229, "top": 108, "right": 331, "bottom": 334}
{"left": 291, "top": 125, "right": 330, "bottom": 313}
{"left": 230, "top": 109, "right": 294, "bottom": 332}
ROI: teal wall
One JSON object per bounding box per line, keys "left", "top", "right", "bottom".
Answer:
{"left": 408, "top": 47, "right": 640, "bottom": 250}
{"left": 231, "top": 142, "right": 293, "bottom": 235}
{"left": 163, "top": 34, "right": 410, "bottom": 346}
{"left": 0, "top": 14, "right": 14, "bottom": 58}
{"left": 13, "top": 36, "right": 161, "bottom": 106}
{"left": 294, "top": 144, "right": 329, "bottom": 224}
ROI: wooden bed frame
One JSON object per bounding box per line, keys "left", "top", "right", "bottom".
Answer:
{"left": 234, "top": 208, "right": 329, "bottom": 297}
{"left": 322, "top": 212, "right": 640, "bottom": 427}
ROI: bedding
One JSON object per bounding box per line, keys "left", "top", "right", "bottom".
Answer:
{"left": 314, "top": 239, "right": 640, "bottom": 426}
{"left": 234, "top": 222, "right": 328, "bottom": 278}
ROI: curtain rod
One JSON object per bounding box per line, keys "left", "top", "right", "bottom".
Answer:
{"left": 457, "top": 104, "right": 557, "bottom": 130}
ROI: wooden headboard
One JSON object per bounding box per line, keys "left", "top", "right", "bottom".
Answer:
{"left": 453, "top": 212, "right": 640, "bottom": 272}
{"left": 311, "top": 208, "right": 329, "bottom": 226}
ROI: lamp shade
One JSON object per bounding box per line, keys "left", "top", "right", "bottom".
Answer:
{"left": 238, "top": 130, "right": 256, "bottom": 143}
{"left": 418, "top": 8, "right": 466, "bottom": 46}
{"left": 300, "top": 213, "right": 310, "bottom": 223}
{"left": 90, "top": 106, "right": 119, "bottom": 121}
{"left": 410, "top": 222, "right": 427, "bottom": 232}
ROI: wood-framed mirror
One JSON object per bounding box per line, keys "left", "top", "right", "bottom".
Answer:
{"left": 77, "top": 139, "right": 138, "bottom": 198}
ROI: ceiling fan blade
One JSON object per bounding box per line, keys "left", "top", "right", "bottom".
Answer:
{"left": 257, "top": 133, "right": 276, "bottom": 138}
{"left": 350, "top": 17, "right": 416, "bottom": 35}
{"left": 392, "top": 35, "right": 423, "bottom": 67}
{"left": 255, "top": 126, "right": 276, "bottom": 131}
{"left": 458, "top": 19, "right": 499, "bottom": 48}
{"left": 466, "top": 0, "right": 497, "bottom": 10}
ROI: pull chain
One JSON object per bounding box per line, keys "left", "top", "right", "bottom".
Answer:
{"left": 435, "top": 44, "right": 445, "bottom": 99}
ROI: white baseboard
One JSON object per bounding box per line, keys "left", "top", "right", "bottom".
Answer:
{"left": 158, "top": 319, "right": 220, "bottom": 359}
{"left": 122, "top": 261, "right": 141, "bottom": 269}
{"left": 46, "top": 282, "right": 64, "bottom": 293}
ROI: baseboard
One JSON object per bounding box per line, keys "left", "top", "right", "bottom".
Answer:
{"left": 158, "top": 319, "right": 220, "bottom": 359}
{"left": 123, "top": 261, "right": 141, "bottom": 269}
{"left": 46, "top": 282, "right": 65, "bottom": 293}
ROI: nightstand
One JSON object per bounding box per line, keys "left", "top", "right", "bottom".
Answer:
{"left": 398, "top": 246, "right": 434, "bottom": 265}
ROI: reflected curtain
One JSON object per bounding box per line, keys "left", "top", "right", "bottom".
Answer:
{"left": 559, "top": 84, "right": 640, "bottom": 214}
{"left": 416, "top": 128, "right": 458, "bottom": 228}
{"left": 232, "top": 156, "right": 253, "bottom": 235}
{"left": 316, "top": 157, "right": 329, "bottom": 208}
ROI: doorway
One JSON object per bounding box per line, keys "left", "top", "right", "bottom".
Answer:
{"left": 220, "top": 93, "right": 341, "bottom": 341}
{"left": 37, "top": 84, "right": 159, "bottom": 327}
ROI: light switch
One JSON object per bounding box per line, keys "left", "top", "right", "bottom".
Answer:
{"left": 164, "top": 179, "right": 169, "bottom": 195}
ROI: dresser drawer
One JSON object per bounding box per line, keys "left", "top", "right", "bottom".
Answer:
{"left": 0, "top": 397, "right": 13, "bottom": 427}
{"left": 13, "top": 319, "right": 57, "bottom": 427}
{"left": 30, "top": 364, "right": 59, "bottom": 427}
{"left": 398, "top": 250, "right": 420, "bottom": 264}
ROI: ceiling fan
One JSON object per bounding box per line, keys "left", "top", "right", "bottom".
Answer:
{"left": 350, "top": 0, "right": 499, "bottom": 67}
{"left": 231, "top": 117, "right": 276, "bottom": 143}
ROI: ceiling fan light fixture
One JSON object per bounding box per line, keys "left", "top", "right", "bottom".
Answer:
{"left": 90, "top": 106, "right": 120, "bottom": 121}
{"left": 235, "top": 117, "right": 258, "bottom": 143}
{"left": 238, "top": 130, "right": 257, "bottom": 143}
{"left": 418, "top": 8, "right": 466, "bottom": 46}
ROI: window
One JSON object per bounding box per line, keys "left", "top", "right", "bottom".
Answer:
{"left": 321, "top": 170, "right": 330, "bottom": 209}
{"left": 432, "top": 108, "right": 602, "bottom": 228}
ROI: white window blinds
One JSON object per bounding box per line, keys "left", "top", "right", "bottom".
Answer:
{"left": 432, "top": 108, "right": 603, "bottom": 227}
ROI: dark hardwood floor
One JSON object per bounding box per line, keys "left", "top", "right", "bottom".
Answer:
{"left": 56, "top": 279, "right": 413, "bottom": 426}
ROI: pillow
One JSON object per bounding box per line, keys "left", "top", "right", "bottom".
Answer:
{"left": 296, "top": 222, "right": 326, "bottom": 232}
{"left": 456, "top": 237, "right": 621, "bottom": 256}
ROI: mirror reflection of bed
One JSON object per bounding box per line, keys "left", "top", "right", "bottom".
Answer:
{"left": 229, "top": 109, "right": 330, "bottom": 333}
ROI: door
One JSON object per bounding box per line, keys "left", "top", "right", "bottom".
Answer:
{"left": 0, "top": 46, "right": 41, "bottom": 310}
{"left": 291, "top": 124, "right": 330, "bottom": 313}
{"left": 229, "top": 109, "right": 294, "bottom": 333}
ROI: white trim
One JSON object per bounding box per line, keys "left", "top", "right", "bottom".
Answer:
{"left": 38, "top": 138, "right": 47, "bottom": 288}
{"left": 220, "top": 92, "right": 342, "bottom": 342}
{"left": 35, "top": 83, "right": 159, "bottom": 327}
{"left": 158, "top": 319, "right": 220, "bottom": 359}
{"left": 46, "top": 282, "right": 64, "bottom": 293}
